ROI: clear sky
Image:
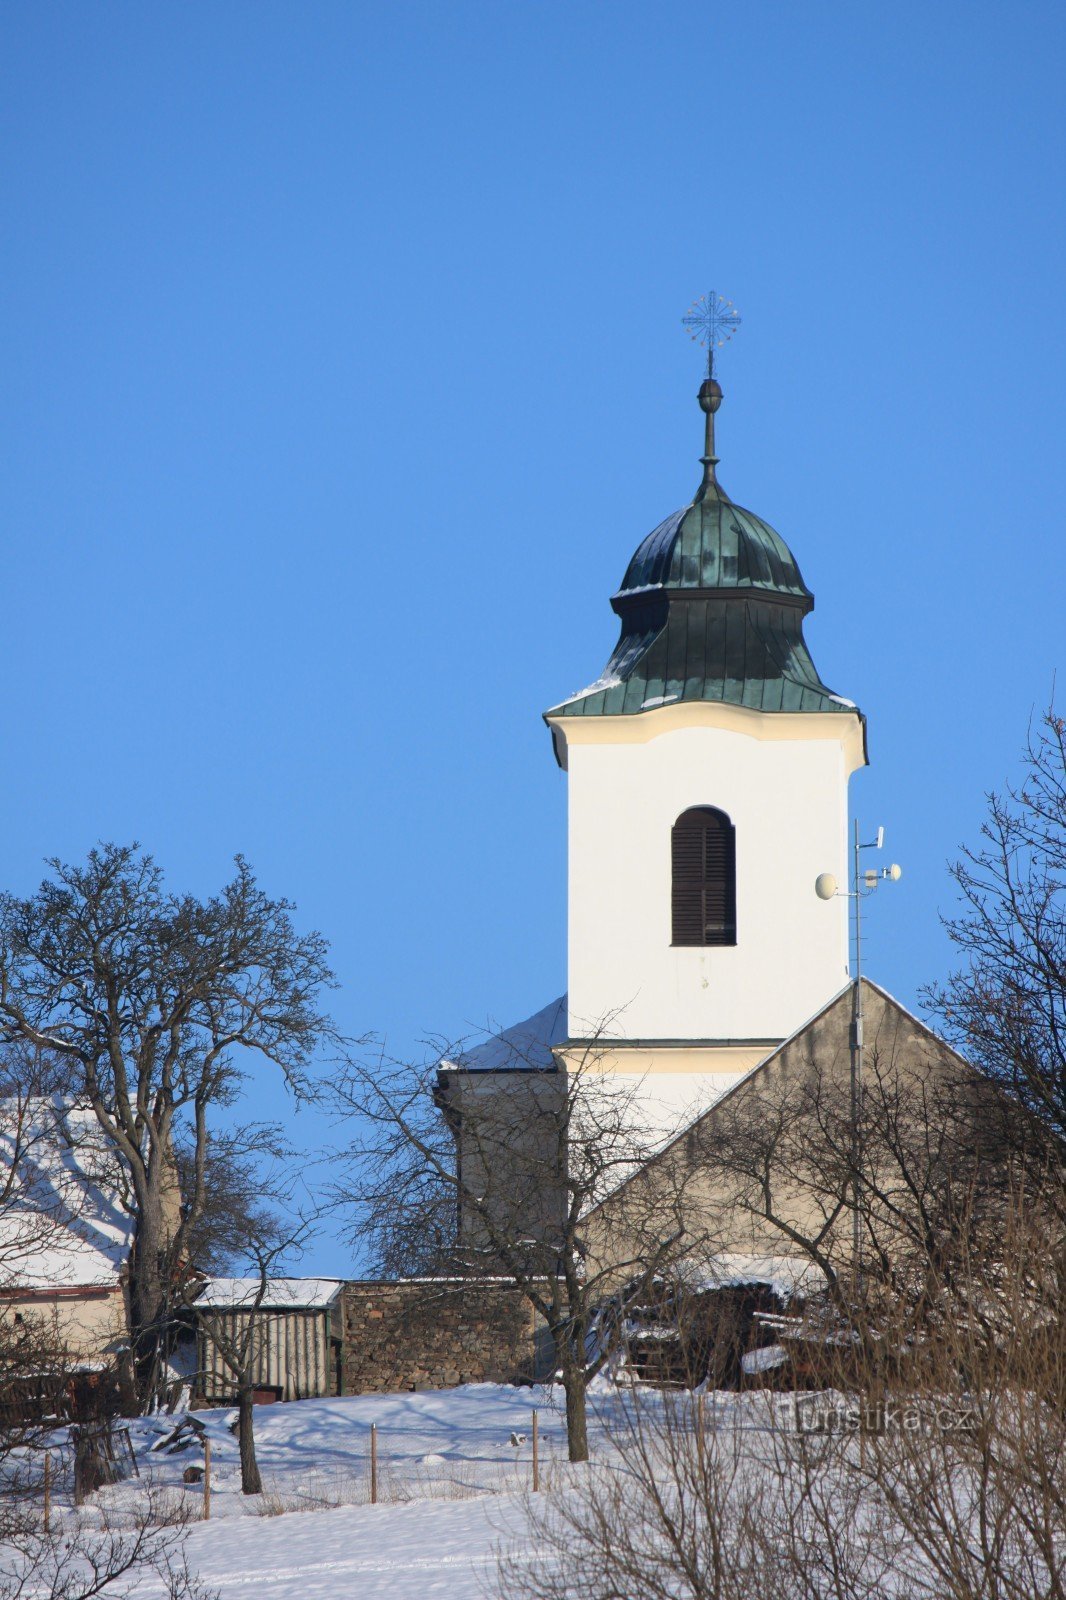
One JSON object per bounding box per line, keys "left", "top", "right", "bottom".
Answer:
{"left": 2, "top": 3, "right": 1064, "bottom": 1271}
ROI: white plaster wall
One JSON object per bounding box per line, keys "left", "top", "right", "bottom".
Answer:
{"left": 567, "top": 722, "right": 851, "bottom": 1043}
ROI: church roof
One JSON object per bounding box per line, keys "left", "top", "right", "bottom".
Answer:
{"left": 618, "top": 494, "right": 811, "bottom": 603}
{"left": 441, "top": 996, "right": 568, "bottom": 1074}
{"left": 546, "top": 380, "right": 861, "bottom": 729}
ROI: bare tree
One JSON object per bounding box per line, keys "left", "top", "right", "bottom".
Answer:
{"left": 181, "top": 1163, "right": 317, "bottom": 1495}
{"left": 0, "top": 1053, "right": 211, "bottom": 1599}
{"left": 694, "top": 1003, "right": 1019, "bottom": 1326}
{"left": 329, "top": 1031, "right": 705, "bottom": 1462}
{"left": 505, "top": 1198, "right": 1065, "bottom": 1600}
{"left": 0, "top": 844, "right": 334, "bottom": 1406}
{"left": 926, "top": 705, "right": 1066, "bottom": 1152}
{"left": 0, "top": 1447, "right": 216, "bottom": 1600}
{"left": 174, "top": 1125, "right": 289, "bottom": 1278}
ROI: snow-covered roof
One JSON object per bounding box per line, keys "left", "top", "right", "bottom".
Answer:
{"left": 695, "top": 1253, "right": 825, "bottom": 1301}
{"left": 0, "top": 1098, "right": 134, "bottom": 1293}
{"left": 441, "top": 995, "right": 758, "bottom": 1165}
{"left": 194, "top": 1277, "right": 345, "bottom": 1312}
{"left": 442, "top": 996, "right": 568, "bottom": 1073}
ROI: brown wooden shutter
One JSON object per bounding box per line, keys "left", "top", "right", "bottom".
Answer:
{"left": 671, "top": 808, "right": 736, "bottom": 946}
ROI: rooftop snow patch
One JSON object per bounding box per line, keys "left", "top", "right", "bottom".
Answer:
{"left": 442, "top": 996, "right": 568, "bottom": 1073}
{"left": 0, "top": 1097, "right": 134, "bottom": 1291}
{"left": 194, "top": 1278, "right": 345, "bottom": 1312}
{"left": 697, "top": 1253, "right": 826, "bottom": 1301}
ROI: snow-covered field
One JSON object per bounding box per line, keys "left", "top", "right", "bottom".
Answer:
{"left": 21, "top": 1383, "right": 1059, "bottom": 1599}
{"left": 52, "top": 1385, "right": 629, "bottom": 1599}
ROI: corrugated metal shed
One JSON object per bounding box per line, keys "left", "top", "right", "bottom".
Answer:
{"left": 194, "top": 1278, "right": 344, "bottom": 1403}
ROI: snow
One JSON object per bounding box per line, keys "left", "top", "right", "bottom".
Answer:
{"left": 554, "top": 671, "right": 624, "bottom": 706}
{"left": 0, "top": 1097, "right": 134, "bottom": 1290}
{"left": 67, "top": 1385, "right": 782, "bottom": 1598}
{"left": 136, "top": 1496, "right": 531, "bottom": 1598}
{"left": 443, "top": 996, "right": 568, "bottom": 1073}
{"left": 195, "top": 1278, "right": 345, "bottom": 1311}
{"left": 73, "top": 1385, "right": 583, "bottom": 1599}
{"left": 697, "top": 1253, "right": 826, "bottom": 1301}
{"left": 741, "top": 1344, "right": 789, "bottom": 1374}
{"left": 23, "top": 1380, "right": 1035, "bottom": 1599}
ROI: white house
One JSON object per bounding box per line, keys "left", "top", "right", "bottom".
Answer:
{"left": 0, "top": 1097, "right": 135, "bottom": 1365}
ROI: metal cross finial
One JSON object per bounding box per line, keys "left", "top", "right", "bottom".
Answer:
{"left": 682, "top": 291, "right": 742, "bottom": 379}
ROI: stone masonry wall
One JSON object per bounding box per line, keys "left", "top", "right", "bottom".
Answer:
{"left": 342, "top": 1280, "right": 541, "bottom": 1394}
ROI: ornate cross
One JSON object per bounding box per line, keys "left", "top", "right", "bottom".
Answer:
{"left": 682, "top": 291, "right": 742, "bottom": 379}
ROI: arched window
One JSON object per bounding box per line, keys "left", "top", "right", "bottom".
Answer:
{"left": 671, "top": 806, "right": 736, "bottom": 947}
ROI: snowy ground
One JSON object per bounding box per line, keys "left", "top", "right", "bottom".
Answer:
{"left": 40, "top": 1384, "right": 641, "bottom": 1599}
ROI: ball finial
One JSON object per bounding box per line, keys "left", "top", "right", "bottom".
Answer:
{"left": 698, "top": 377, "right": 723, "bottom": 414}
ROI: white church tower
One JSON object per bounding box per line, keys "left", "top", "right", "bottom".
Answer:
{"left": 544, "top": 316, "right": 866, "bottom": 1114}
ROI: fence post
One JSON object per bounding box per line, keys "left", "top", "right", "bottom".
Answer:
{"left": 532, "top": 1408, "right": 539, "bottom": 1492}
{"left": 203, "top": 1438, "right": 211, "bottom": 1521}
{"left": 370, "top": 1422, "right": 378, "bottom": 1505}
{"left": 43, "top": 1449, "right": 51, "bottom": 1533}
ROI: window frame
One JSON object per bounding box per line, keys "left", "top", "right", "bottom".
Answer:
{"left": 670, "top": 805, "right": 737, "bottom": 948}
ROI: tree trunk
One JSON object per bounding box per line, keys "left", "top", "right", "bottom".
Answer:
{"left": 238, "top": 1386, "right": 262, "bottom": 1495}
{"left": 128, "top": 1203, "right": 168, "bottom": 1411}
{"left": 560, "top": 1348, "right": 589, "bottom": 1463}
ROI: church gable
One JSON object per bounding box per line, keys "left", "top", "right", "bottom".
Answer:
{"left": 583, "top": 980, "right": 986, "bottom": 1289}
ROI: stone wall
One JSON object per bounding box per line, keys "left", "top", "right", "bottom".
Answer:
{"left": 342, "top": 1280, "right": 544, "bottom": 1394}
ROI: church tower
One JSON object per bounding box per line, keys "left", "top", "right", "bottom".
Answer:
{"left": 545, "top": 337, "right": 866, "bottom": 1110}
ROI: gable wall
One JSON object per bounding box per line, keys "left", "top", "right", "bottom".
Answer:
{"left": 582, "top": 982, "right": 979, "bottom": 1286}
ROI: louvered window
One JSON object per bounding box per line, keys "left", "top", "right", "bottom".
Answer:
{"left": 671, "top": 807, "right": 736, "bottom": 947}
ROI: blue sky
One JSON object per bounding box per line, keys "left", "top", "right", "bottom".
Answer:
{"left": 2, "top": 3, "right": 1064, "bottom": 1270}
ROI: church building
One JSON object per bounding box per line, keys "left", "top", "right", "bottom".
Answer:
{"left": 435, "top": 306, "right": 983, "bottom": 1317}
{"left": 448, "top": 333, "right": 867, "bottom": 1142}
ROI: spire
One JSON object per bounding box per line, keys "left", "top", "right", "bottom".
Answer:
{"left": 698, "top": 376, "right": 723, "bottom": 495}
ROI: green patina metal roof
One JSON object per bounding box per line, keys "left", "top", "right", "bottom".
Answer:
{"left": 619, "top": 493, "right": 812, "bottom": 603}
{"left": 546, "top": 384, "right": 860, "bottom": 727}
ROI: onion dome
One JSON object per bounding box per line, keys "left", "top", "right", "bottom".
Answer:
{"left": 547, "top": 378, "right": 860, "bottom": 726}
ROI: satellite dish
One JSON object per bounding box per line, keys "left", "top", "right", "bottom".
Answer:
{"left": 815, "top": 873, "right": 838, "bottom": 900}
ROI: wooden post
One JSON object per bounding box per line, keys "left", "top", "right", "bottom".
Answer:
{"left": 531, "top": 1408, "right": 539, "bottom": 1492}
{"left": 370, "top": 1423, "right": 378, "bottom": 1505}
{"left": 203, "top": 1438, "right": 211, "bottom": 1521}
{"left": 43, "top": 1449, "right": 51, "bottom": 1534}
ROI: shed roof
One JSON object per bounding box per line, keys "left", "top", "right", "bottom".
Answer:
{"left": 194, "top": 1277, "right": 345, "bottom": 1312}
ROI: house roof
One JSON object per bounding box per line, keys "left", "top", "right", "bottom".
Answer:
{"left": 194, "top": 1277, "right": 345, "bottom": 1312}
{"left": 0, "top": 1098, "right": 134, "bottom": 1293}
